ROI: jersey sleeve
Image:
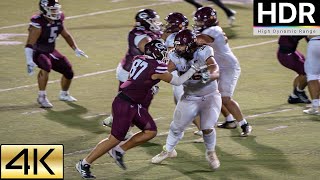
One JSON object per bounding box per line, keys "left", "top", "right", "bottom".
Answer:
{"left": 198, "top": 45, "right": 214, "bottom": 61}
{"left": 154, "top": 61, "right": 168, "bottom": 74}
{"left": 30, "top": 14, "right": 42, "bottom": 29}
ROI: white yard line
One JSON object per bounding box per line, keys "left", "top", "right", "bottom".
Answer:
{"left": 2, "top": 39, "right": 277, "bottom": 93}
{"left": 0, "top": 2, "right": 175, "bottom": 30}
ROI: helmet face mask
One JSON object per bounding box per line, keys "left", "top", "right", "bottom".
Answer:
{"left": 144, "top": 40, "right": 168, "bottom": 62}
{"left": 174, "top": 29, "right": 197, "bottom": 60}
{"left": 40, "top": 0, "right": 61, "bottom": 20}
{"left": 135, "top": 9, "right": 163, "bottom": 33}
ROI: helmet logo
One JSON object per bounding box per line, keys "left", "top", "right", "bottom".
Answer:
{"left": 139, "top": 12, "right": 149, "bottom": 19}
{"left": 155, "top": 43, "right": 165, "bottom": 49}
{"left": 183, "top": 37, "right": 187, "bottom": 42}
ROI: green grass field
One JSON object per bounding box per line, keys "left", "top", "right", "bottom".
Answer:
{"left": 1, "top": 0, "right": 320, "bottom": 179}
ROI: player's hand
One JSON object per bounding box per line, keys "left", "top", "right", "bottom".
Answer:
{"left": 75, "top": 48, "right": 88, "bottom": 58}
{"left": 27, "top": 62, "right": 37, "bottom": 76}
{"left": 201, "top": 71, "right": 210, "bottom": 84}
{"left": 151, "top": 85, "right": 160, "bottom": 95}
{"left": 191, "top": 62, "right": 207, "bottom": 72}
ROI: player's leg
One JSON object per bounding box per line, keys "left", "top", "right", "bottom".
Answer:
{"left": 208, "top": 0, "right": 236, "bottom": 25}
{"left": 50, "top": 50, "right": 77, "bottom": 102}
{"left": 76, "top": 96, "right": 134, "bottom": 178}
{"left": 303, "top": 40, "right": 320, "bottom": 114}
{"left": 217, "top": 105, "right": 236, "bottom": 129}
{"left": 278, "top": 50, "right": 310, "bottom": 103}
{"left": 218, "top": 68, "right": 252, "bottom": 136}
{"left": 152, "top": 96, "right": 198, "bottom": 164}
{"left": 184, "top": 0, "right": 203, "bottom": 9}
{"left": 199, "top": 92, "right": 221, "bottom": 170}
{"left": 34, "top": 53, "right": 53, "bottom": 108}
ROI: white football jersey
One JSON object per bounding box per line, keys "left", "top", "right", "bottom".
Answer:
{"left": 165, "top": 32, "right": 177, "bottom": 48}
{"left": 168, "top": 45, "right": 218, "bottom": 96}
{"left": 202, "top": 26, "right": 240, "bottom": 69}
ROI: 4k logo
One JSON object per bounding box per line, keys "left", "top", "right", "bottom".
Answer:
{"left": 0, "top": 144, "right": 63, "bottom": 179}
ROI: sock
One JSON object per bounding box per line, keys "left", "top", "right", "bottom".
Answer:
{"left": 312, "top": 99, "right": 319, "bottom": 109}
{"left": 238, "top": 119, "right": 247, "bottom": 127}
{"left": 203, "top": 129, "right": 216, "bottom": 151}
{"left": 296, "top": 87, "right": 304, "bottom": 92}
{"left": 165, "top": 129, "right": 184, "bottom": 152}
{"left": 60, "top": 90, "right": 68, "bottom": 96}
{"left": 82, "top": 159, "right": 90, "bottom": 166}
{"left": 115, "top": 145, "right": 125, "bottom": 154}
{"left": 225, "top": 114, "right": 234, "bottom": 122}
{"left": 38, "top": 91, "right": 46, "bottom": 96}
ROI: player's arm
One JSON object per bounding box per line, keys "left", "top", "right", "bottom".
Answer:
{"left": 137, "top": 36, "right": 152, "bottom": 52}
{"left": 151, "top": 63, "right": 206, "bottom": 86}
{"left": 61, "top": 27, "right": 88, "bottom": 58}
{"left": 25, "top": 25, "right": 41, "bottom": 75}
{"left": 196, "top": 34, "right": 214, "bottom": 45}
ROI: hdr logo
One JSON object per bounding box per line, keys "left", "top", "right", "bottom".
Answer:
{"left": 253, "top": 0, "right": 320, "bottom": 35}
{"left": 0, "top": 144, "right": 63, "bottom": 180}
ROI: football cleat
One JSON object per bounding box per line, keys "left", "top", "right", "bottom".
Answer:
{"left": 37, "top": 95, "right": 53, "bottom": 108}
{"left": 75, "top": 160, "right": 96, "bottom": 179}
{"left": 102, "top": 115, "right": 113, "bottom": 127}
{"left": 288, "top": 95, "right": 305, "bottom": 104}
{"left": 193, "top": 130, "right": 203, "bottom": 136}
{"left": 217, "top": 120, "right": 237, "bottom": 129}
{"left": 59, "top": 92, "right": 77, "bottom": 102}
{"left": 151, "top": 145, "right": 177, "bottom": 164}
{"left": 206, "top": 150, "right": 220, "bottom": 170}
{"left": 228, "top": 10, "right": 236, "bottom": 26}
{"left": 108, "top": 148, "right": 126, "bottom": 170}
{"left": 240, "top": 123, "right": 252, "bottom": 137}
{"left": 293, "top": 89, "right": 311, "bottom": 104}
{"left": 303, "top": 108, "right": 320, "bottom": 115}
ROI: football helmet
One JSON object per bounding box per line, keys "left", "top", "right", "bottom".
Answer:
{"left": 135, "top": 9, "right": 163, "bottom": 33}
{"left": 144, "top": 40, "right": 168, "bottom": 61}
{"left": 164, "top": 12, "right": 189, "bottom": 33}
{"left": 174, "top": 29, "right": 197, "bottom": 60}
{"left": 39, "top": 0, "right": 61, "bottom": 20}
{"left": 193, "top": 7, "right": 219, "bottom": 33}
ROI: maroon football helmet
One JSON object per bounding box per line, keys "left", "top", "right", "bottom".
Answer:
{"left": 174, "top": 29, "right": 197, "bottom": 60}
{"left": 144, "top": 40, "right": 168, "bottom": 61}
{"left": 193, "top": 7, "right": 219, "bottom": 33}
{"left": 164, "top": 12, "right": 189, "bottom": 33}
{"left": 135, "top": 9, "right": 162, "bottom": 33}
{"left": 39, "top": 0, "right": 61, "bottom": 20}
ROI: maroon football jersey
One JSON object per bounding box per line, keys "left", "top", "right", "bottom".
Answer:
{"left": 278, "top": 36, "right": 306, "bottom": 52}
{"left": 120, "top": 26, "right": 162, "bottom": 71}
{"left": 29, "top": 13, "right": 65, "bottom": 53}
{"left": 120, "top": 55, "right": 167, "bottom": 104}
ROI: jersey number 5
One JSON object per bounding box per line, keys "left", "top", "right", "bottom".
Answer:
{"left": 48, "top": 27, "right": 58, "bottom": 43}
{"left": 129, "top": 59, "right": 148, "bottom": 80}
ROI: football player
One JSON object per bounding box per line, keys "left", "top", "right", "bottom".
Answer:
{"left": 76, "top": 40, "right": 206, "bottom": 179}
{"left": 151, "top": 29, "right": 222, "bottom": 170}
{"left": 194, "top": 7, "right": 252, "bottom": 136}
{"left": 102, "top": 9, "right": 163, "bottom": 129}
{"left": 303, "top": 35, "right": 320, "bottom": 115}
{"left": 25, "top": 0, "right": 88, "bottom": 108}
{"left": 162, "top": 12, "right": 202, "bottom": 135}
{"left": 183, "top": 0, "right": 236, "bottom": 26}
{"left": 277, "top": 36, "right": 311, "bottom": 104}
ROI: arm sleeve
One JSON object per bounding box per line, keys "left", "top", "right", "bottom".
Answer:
{"left": 170, "top": 68, "right": 196, "bottom": 86}
{"left": 25, "top": 47, "right": 34, "bottom": 65}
